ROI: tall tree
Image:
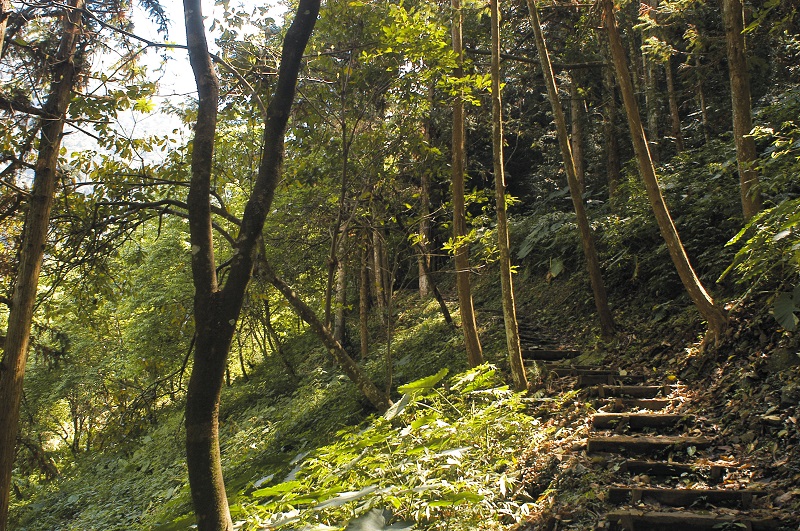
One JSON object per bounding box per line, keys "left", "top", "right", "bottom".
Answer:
{"left": 602, "top": 0, "right": 728, "bottom": 340}
{"left": 182, "top": 0, "right": 321, "bottom": 528}
{"left": 722, "top": 0, "right": 762, "bottom": 220}
{"left": 451, "top": 0, "right": 483, "bottom": 368}
{"left": 526, "top": 0, "right": 616, "bottom": 338}
{"left": 491, "top": 0, "right": 527, "bottom": 391}
{"left": 0, "top": 2, "right": 85, "bottom": 527}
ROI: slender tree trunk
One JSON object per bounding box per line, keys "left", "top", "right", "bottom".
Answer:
{"left": 452, "top": 0, "right": 483, "bottom": 368}
{"left": 396, "top": 217, "right": 454, "bottom": 327}
{"left": 325, "top": 117, "right": 352, "bottom": 328}
{"left": 569, "top": 78, "right": 586, "bottom": 194}
{"left": 0, "top": 2, "right": 83, "bottom": 527}
{"left": 491, "top": 0, "right": 528, "bottom": 391}
{"left": 602, "top": 56, "right": 622, "bottom": 201}
{"left": 333, "top": 253, "right": 346, "bottom": 345}
{"left": 603, "top": 0, "right": 728, "bottom": 340}
{"left": 722, "top": 0, "right": 762, "bottom": 220}
{"left": 695, "top": 56, "right": 711, "bottom": 144}
{"left": 664, "top": 56, "right": 684, "bottom": 153}
{"left": 527, "top": 0, "right": 616, "bottom": 338}
{"left": 372, "top": 226, "right": 386, "bottom": 316}
{"left": 182, "top": 1, "right": 320, "bottom": 529}
{"left": 261, "top": 260, "right": 390, "bottom": 411}
{"left": 263, "top": 298, "right": 296, "bottom": 380}
{"left": 418, "top": 83, "right": 434, "bottom": 299}
{"left": 359, "top": 236, "right": 369, "bottom": 359}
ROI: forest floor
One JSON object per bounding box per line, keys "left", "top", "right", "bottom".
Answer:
{"left": 508, "top": 278, "right": 800, "bottom": 530}
{"left": 9, "top": 268, "right": 800, "bottom": 530}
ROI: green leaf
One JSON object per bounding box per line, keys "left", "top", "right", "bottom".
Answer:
{"left": 251, "top": 480, "right": 303, "bottom": 498}
{"left": 397, "top": 368, "right": 448, "bottom": 395}
{"left": 427, "top": 491, "right": 484, "bottom": 507}
{"left": 774, "top": 292, "right": 799, "bottom": 331}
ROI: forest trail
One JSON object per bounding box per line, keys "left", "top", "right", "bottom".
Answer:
{"left": 518, "top": 333, "right": 798, "bottom": 530}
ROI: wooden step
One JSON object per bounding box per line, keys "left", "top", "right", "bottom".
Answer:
{"left": 608, "top": 487, "right": 765, "bottom": 508}
{"left": 587, "top": 435, "right": 711, "bottom": 454}
{"left": 593, "top": 385, "right": 672, "bottom": 399}
{"left": 621, "top": 460, "right": 727, "bottom": 481}
{"left": 522, "top": 348, "right": 581, "bottom": 361}
{"left": 606, "top": 509, "right": 782, "bottom": 530}
{"left": 578, "top": 373, "right": 648, "bottom": 386}
{"left": 546, "top": 366, "right": 617, "bottom": 377}
{"left": 602, "top": 398, "right": 678, "bottom": 412}
{"left": 593, "top": 413, "right": 693, "bottom": 430}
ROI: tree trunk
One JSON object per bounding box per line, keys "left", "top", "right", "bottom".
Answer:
{"left": 0, "top": 2, "right": 83, "bottom": 527}
{"left": 569, "top": 78, "right": 586, "bottom": 194}
{"left": 182, "top": 0, "right": 320, "bottom": 529}
{"left": 333, "top": 253, "right": 347, "bottom": 345}
{"left": 418, "top": 83, "right": 434, "bottom": 299}
{"left": 260, "top": 260, "right": 390, "bottom": 411}
{"left": 695, "top": 56, "right": 711, "bottom": 144}
{"left": 491, "top": 0, "right": 528, "bottom": 392}
{"left": 452, "top": 0, "right": 483, "bottom": 368}
{"left": 527, "top": 0, "right": 616, "bottom": 338}
{"left": 603, "top": 0, "right": 728, "bottom": 340}
{"left": 722, "top": 0, "right": 762, "bottom": 221}
{"left": 263, "top": 298, "right": 296, "bottom": 380}
{"left": 602, "top": 52, "right": 622, "bottom": 202}
{"left": 372, "top": 226, "right": 386, "bottom": 316}
{"left": 324, "top": 119, "right": 352, "bottom": 328}
{"left": 664, "top": 56, "right": 684, "bottom": 153}
{"left": 359, "top": 236, "right": 369, "bottom": 359}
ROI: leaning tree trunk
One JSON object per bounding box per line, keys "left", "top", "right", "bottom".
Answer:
{"left": 722, "top": 0, "right": 762, "bottom": 221}
{"left": 182, "top": 0, "right": 320, "bottom": 529}
{"left": 451, "top": 0, "right": 483, "bottom": 368}
{"left": 491, "top": 0, "right": 528, "bottom": 391}
{"left": 527, "top": 0, "right": 616, "bottom": 338}
{"left": 603, "top": 0, "right": 728, "bottom": 340}
{"left": 0, "top": 2, "right": 83, "bottom": 528}
{"left": 260, "top": 259, "right": 390, "bottom": 411}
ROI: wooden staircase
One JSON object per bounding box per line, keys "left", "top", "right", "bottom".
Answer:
{"left": 522, "top": 352, "right": 795, "bottom": 530}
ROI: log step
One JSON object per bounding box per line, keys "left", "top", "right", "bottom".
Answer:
{"left": 621, "top": 460, "right": 727, "bottom": 481}
{"left": 602, "top": 398, "right": 678, "bottom": 412}
{"left": 607, "top": 487, "right": 765, "bottom": 508}
{"left": 578, "top": 373, "right": 648, "bottom": 386}
{"left": 587, "top": 435, "right": 712, "bottom": 454}
{"left": 522, "top": 348, "right": 581, "bottom": 361}
{"left": 593, "top": 385, "right": 672, "bottom": 399}
{"left": 593, "top": 413, "right": 693, "bottom": 430}
{"left": 546, "top": 366, "right": 617, "bottom": 377}
{"left": 606, "top": 509, "right": 782, "bottom": 531}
